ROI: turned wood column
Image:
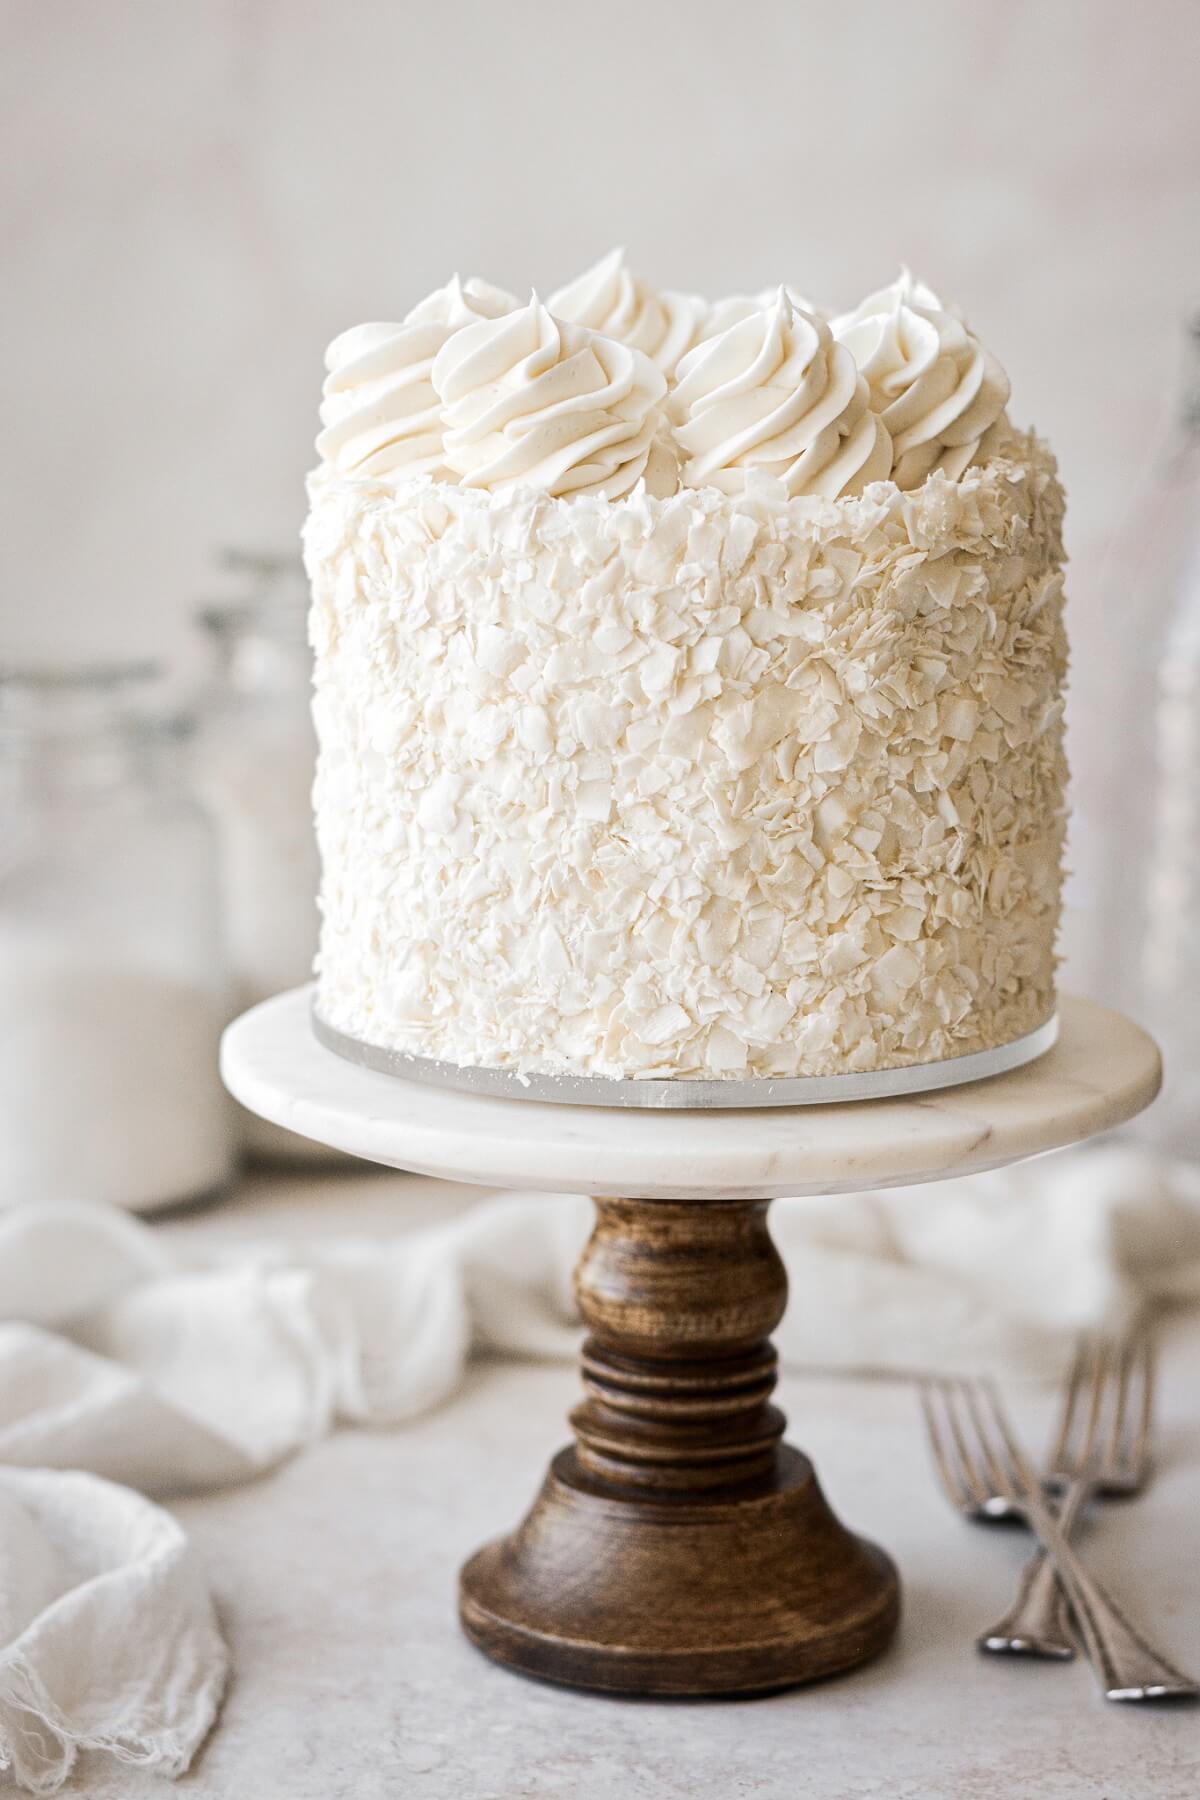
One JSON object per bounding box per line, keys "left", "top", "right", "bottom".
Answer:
{"left": 571, "top": 1197, "right": 787, "bottom": 1492}
{"left": 460, "top": 1190, "right": 899, "bottom": 1695}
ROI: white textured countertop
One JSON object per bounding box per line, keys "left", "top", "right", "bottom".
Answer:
{"left": 63, "top": 1170, "right": 1200, "bottom": 1800}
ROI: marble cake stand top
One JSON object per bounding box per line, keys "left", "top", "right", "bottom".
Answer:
{"left": 221, "top": 988, "right": 1160, "bottom": 1201}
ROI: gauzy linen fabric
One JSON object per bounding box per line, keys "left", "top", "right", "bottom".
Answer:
{"left": 2, "top": 1143, "right": 1200, "bottom": 1789}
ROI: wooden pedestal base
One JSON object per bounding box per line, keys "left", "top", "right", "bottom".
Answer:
{"left": 459, "top": 1196, "right": 900, "bottom": 1697}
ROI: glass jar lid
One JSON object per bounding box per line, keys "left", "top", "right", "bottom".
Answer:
{"left": 0, "top": 660, "right": 187, "bottom": 749}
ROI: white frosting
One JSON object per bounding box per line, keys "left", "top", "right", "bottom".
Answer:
{"left": 832, "top": 270, "right": 1011, "bottom": 490}
{"left": 549, "top": 248, "right": 706, "bottom": 377}
{"left": 703, "top": 285, "right": 823, "bottom": 340}
{"left": 316, "top": 275, "right": 516, "bottom": 480}
{"left": 315, "top": 263, "right": 1015, "bottom": 503}
{"left": 670, "top": 291, "right": 892, "bottom": 500}
{"left": 432, "top": 294, "right": 670, "bottom": 499}
{"left": 306, "top": 432, "right": 1066, "bottom": 1081}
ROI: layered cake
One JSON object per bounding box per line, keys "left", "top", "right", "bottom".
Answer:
{"left": 305, "top": 255, "right": 1067, "bottom": 1081}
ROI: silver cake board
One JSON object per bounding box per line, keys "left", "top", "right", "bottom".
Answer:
{"left": 312, "top": 1007, "right": 1059, "bottom": 1111}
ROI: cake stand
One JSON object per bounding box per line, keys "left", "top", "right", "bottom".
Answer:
{"left": 221, "top": 990, "right": 1160, "bottom": 1698}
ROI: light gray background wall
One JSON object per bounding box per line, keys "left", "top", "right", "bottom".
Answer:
{"left": 5, "top": 0, "right": 1198, "bottom": 656}
{"left": 4, "top": 0, "right": 1200, "bottom": 976}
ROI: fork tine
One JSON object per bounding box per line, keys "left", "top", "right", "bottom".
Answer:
{"left": 975, "top": 1379, "right": 1042, "bottom": 1503}
{"left": 928, "top": 1382, "right": 964, "bottom": 1497}
{"left": 1049, "top": 1335, "right": 1091, "bottom": 1472}
{"left": 951, "top": 1378, "right": 1017, "bottom": 1502}
{"left": 923, "top": 1378, "right": 993, "bottom": 1508}
{"left": 960, "top": 1380, "right": 1011, "bottom": 1499}
{"left": 1051, "top": 1333, "right": 1123, "bottom": 1480}
{"left": 928, "top": 1375, "right": 964, "bottom": 1504}
{"left": 920, "top": 1379, "right": 969, "bottom": 1507}
{"left": 1084, "top": 1335, "right": 1112, "bottom": 1469}
{"left": 1107, "top": 1335, "right": 1135, "bottom": 1471}
{"left": 1123, "top": 1332, "right": 1156, "bottom": 1482}
{"left": 942, "top": 1378, "right": 994, "bottom": 1503}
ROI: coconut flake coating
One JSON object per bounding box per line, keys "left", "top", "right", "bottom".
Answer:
{"left": 305, "top": 434, "right": 1067, "bottom": 1080}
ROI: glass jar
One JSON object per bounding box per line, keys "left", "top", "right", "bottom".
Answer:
{"left": 191, "top": 570, "right": 319, "bottom": 1012}
{"left": 0, "top": 664, "right": 236, "bottom": 1210}
{"left": 191, "top": 554, "right": 327, "bottom": 1162}
{"left": 1140, "top": 326, "right": 1200, "bottom": 1157}
{"left": 1070, "top": 314, "right": 1200, "bottom": 1157}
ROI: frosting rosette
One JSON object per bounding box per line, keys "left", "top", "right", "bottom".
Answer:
{"left": 432, "top": 293, "right": 670, "bottom": 499}
{"left": 701, "top": 284, "right": 822, "bottom": 341}
{"left": 316, "top": 275, "right": 517, "bottom": 480}
{"left": 549, "top": 248, "right": 706, "bottom": 378}
{"left": 832, "top": 269, "right": 1010, "bottom": 489}
{"left": 670, "top": 289, "right": 892, "bottom": 500}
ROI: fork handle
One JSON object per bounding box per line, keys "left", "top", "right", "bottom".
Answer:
{"left": 978, "top": 1477, "right": 1091, "bottom": 1660}
{"left": 1021, "top": 1491, "right": 1199, "bottom": 1701}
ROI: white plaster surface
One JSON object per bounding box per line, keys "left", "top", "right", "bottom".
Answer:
{"left": 60, "top": 1171, "right": 1200, "bottom": 1800}
{"left": 221, "top": 988, "right": 1160, "bottom": 1199}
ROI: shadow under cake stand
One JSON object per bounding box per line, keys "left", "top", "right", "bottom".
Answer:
{"left": 221, "top": 990, "right": 1160, "bottom": 1698}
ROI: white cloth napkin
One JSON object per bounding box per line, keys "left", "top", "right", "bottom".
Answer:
{"left": 2, "top": 1140, "right": 1200, "bottom": 1790}
{"left": 5, "top": 1143, "right": 1200, "bottom": 1494}
{"left": 0, "top": 1469, "right": 225, "bottom": 1794}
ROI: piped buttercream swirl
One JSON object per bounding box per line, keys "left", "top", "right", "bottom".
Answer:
{"left": 549, "top": 248, "right": 706, "bottom": 377}
{"left": 701, "top": 284, "right": 822, "bottom": 342}
{"left": 316, "top": 275, "right": 517, "bottom": 480}
{"left": 432, "top": 294, "right": 670, "bottom": 499}
{"left": 670, "top": 290, "right": 892, "bottom": 499}
{"left": 832, "top": 270, "right": 1010, "bottom": 489}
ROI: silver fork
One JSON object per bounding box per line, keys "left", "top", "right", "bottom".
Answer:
{"left": 980, "top": 1336, "right": 1154, "bottom": 1660}
{"left": 921, "top": 1375, "right": 1198, "bottom": 1702}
